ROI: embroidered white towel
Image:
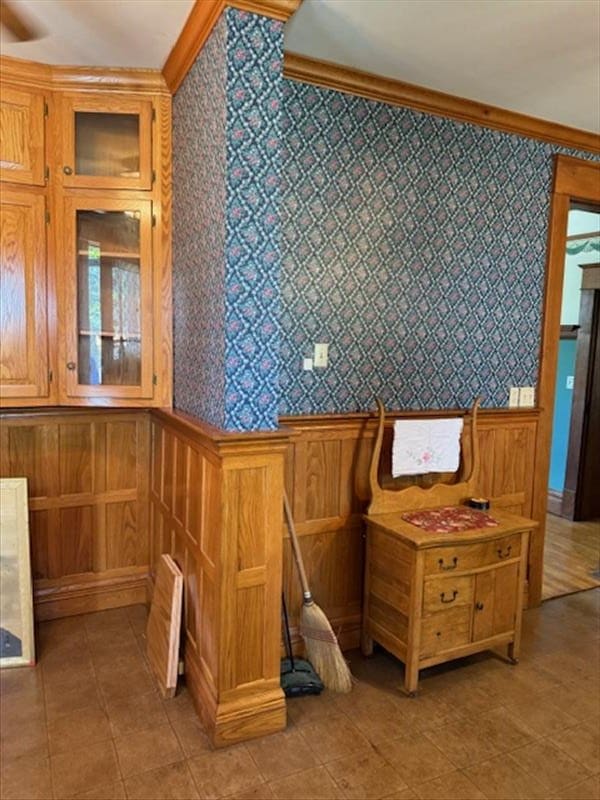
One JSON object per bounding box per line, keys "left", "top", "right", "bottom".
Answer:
{"left": 392, "top": 418, "right": 464, "bottom": 477}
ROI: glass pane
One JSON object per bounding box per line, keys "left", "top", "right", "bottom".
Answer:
{"left": 77, "top": 210, "right": 142, "bottom": 386}
{"left": 75, "top": 112, "right": 140, "bottom": 178}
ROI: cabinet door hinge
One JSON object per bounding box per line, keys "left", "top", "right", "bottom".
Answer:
{"left": 48, "top": 370, "right": 53, "bottom": 383}
{"left": 45, "top": 210, "right": 50, "bottom": 224}
{"left": 44, "top": 102, "right": 49, "bottom": 117}
{"left": 152, "top": 169, "right": 156, "bottom": 184}
{"left": 45, "top": 166, "right": 50, "bottom": 181}
{"left": 152, "top": 214, "right": 156, "bottom": 227}
{"left": 152, "top": 108, "right": 156, "bottom": 122}
{"left": 152, "top": 374, "right": 157, "bottom": 386}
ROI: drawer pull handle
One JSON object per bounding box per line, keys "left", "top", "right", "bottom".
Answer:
{"left": 497, "top": 545, "right": 512, "bottom": 559}
{"left": 438, "top": 556, "right": 458, "bottom": 571}
{"left": 66, "top": 361, "right": 76, "bottom": 371}
{"left": 63, "top": 166, "right": 73, "bottom": 175}
{"left": 440, "top": 590, "right": 458, "bottom": 604}
{"left": 436, "top": 631, "right": 442, "bottom": 638}
{"left": 476, "top": 601, "right": 485, "bottom": 611}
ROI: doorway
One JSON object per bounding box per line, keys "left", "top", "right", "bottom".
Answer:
{"left": 544, "top": 204, "right": 600, "bottom": 600}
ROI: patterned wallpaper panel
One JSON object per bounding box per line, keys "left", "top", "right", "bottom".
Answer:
{"left": 173, "top": 15, "right": 227, "bottom": 428}
{"left": 173, "top": 9, "right": 283, "bottom": 432}
{"left": 278, "top": 80, "right": 583, "bottom": 415}
{"left": 224, "top": 9, "right": 283, "bottom": 431}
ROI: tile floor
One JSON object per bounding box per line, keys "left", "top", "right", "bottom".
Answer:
{"left": 1, "top": 590, "right": 598, "bottom": 800}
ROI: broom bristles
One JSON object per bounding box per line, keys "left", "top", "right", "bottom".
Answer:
{"left": 300, "top": 601, "right": 353, "bottom": 693}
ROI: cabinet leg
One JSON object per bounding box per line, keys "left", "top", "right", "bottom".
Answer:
{"left": 403, "top": 660, "right": 419, "bottom": 696}
{"left": 360, "top": 630, "right": 374, "bottom": 657}
{"left": 507, "top": 641, "right": 519, "bottom": 665}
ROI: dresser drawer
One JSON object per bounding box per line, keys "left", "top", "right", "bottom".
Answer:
{"left": 423, "top": 575, "right": 474, "bottom": 614}
{"left": 420, "top": 606, "right": 471, "bottom": 658}
{"left": 424, "top": 534, "right": 522, "bottom": 575}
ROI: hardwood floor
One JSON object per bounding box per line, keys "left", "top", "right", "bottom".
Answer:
{"left": 543, "top": 513, "right": 600, "bottom": 600}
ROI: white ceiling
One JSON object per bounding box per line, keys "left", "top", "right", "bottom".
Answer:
{"left": 1, "top": 0, "right": 599, "bottom": 134}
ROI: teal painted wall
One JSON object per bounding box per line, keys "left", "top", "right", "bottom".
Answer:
{"left": 549, "top": 339, "right": 577, "bottom": 491}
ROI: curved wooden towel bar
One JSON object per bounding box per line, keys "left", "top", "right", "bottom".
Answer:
{"left": 367, "top": 397, "right": 481, "bottom": 516}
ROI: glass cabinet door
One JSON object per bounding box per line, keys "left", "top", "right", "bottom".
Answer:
{"left": 61, "top": 94, "right": 153, "bottom": 190}
{"left": 63, "top": 197, "right": 153, "bottom": 399}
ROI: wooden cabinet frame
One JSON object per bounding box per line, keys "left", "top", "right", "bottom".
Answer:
{"left": 59, "top": 94, "right": 153, "bottom": 191}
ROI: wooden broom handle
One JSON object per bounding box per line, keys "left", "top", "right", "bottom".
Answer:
{"left": 283, "top": 491, "right": 312, "bottom": 600}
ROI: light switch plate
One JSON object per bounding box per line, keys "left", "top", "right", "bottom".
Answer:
{"left": 566, "top": 375, "right": 574, "bottom": 389}
{"left": 314, "top": 343, "right": 329, "bottom": 368}
{"left": 303, "top": 358, "right": 313, "bottom": 371}
{"left": 509, "top": 387, "right": 520, "bottom": 408}
{"left": 519, "top": 386, "right": 535, "bottom": 407}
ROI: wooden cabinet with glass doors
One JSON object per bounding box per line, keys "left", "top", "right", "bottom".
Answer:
{"left": 0, "top": 58, "right": 171, "bottom": 408}
{"left": 61, "top": 197, "right": 154, "bottom": 401}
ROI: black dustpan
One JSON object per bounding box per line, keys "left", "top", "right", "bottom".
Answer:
{"left": 280, "top": 593, "right": 323, "bottom": 697}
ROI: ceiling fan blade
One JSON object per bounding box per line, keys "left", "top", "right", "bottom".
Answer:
{"left": 1, "top": 0, "right": 38, "bottom": 41}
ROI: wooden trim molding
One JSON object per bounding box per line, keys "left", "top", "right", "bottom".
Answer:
{"left": 283, "top": 53, "right": 600, "bottom": 155}
{"left": 531, "top": 154, "right": 600, "bottom": 604}
{"left": 163, "top": 0, "right": 302, "bottom": 94}
{"left": 0, "top": 55, "right": 169, "bottom": 94}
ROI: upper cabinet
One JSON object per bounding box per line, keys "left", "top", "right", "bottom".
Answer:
{"left": 0, "top": 189, "right": 50, "bottom": 400}
{"left": 0, "top": 86, "right": 46, "bottom": 186}
{"left": 62, "top": 196, "right": 154, "bottom": 400}
{"left": 59, "top": 94, "right": 153, "bottom": 190}
{"left": 0, "top": 58, "right": 172, "bottom": 409}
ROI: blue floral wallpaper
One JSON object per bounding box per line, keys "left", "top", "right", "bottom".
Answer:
{"left": 173, "top": 9, "right": 283, "bottom": 431}
{"left": 173, "top": 15, "right": 227, "bottom": 428}
{"left": 224, "top": 9, "right": 283, "bottom": 430}
{"left": 174, "top": 10, "right": 595, "bottom": 428}
{"left": 278, "top": 81, "right": 584, "bottom": 415}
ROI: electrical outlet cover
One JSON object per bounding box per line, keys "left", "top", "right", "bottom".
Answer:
{"left": 303, "top": 358, "right": 313, "bottom": 371}
{"left": 509, "top": 387, "right": 520, "bottom": 408}
{"left": 519, "top": 386, "right": 535, "bottom": 407}
{"left": 314, "top": 343, "right": 329, "bottom": 368}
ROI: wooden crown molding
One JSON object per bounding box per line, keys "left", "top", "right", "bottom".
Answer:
{"left": 283, "top": 53, "right": 600, "bottom": 155}
{"left": 0, "top": 55, "right": 168, "bottom": 94}
{"left": 162, "top": 0, "right": 302, "bottom": 94}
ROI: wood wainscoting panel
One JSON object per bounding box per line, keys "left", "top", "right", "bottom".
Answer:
{"left": 0, "top": 408, "right": 150, "bottom": 618}
{"left": 149, "top": 409, "right": 290, "bottom": 748}
{"left": 281, "top": 408, "right": 539, "bottom": 652}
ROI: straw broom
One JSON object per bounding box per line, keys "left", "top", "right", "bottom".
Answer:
{"left": 283, "top": 492, "right": 353, "bottom": 693}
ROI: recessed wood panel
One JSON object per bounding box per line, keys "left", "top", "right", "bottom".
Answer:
{"left": 233, "top": 468, "right": 267, "bottom": 571}
{"left": 0, "top": 86, "right": 45, "bottom": 186}
{"left": 29, "top": 509, "right": 50, "bottom": 580}
{"left": 151, "top": 421, "right": 163, "bottom": 497}
{"left": 163, "top": 430, "right": 175, "bottom": 512}
{"left": 236, "top": 586, "right": 265, "bottom": 685}
{"left": 187, "top": 446, "right": 203, "bottom": 546}
{"left": 105, "top": 500, "right": 140, "bottom": 568}
{"left": 306, "top": 439, "right": 341, "bottom": 521}
{"left": 59, "top": 423, "right": 93, "bottom": 495}
{"left": 57, "top": 505, "right": 94, "bottom": 576}
{"left": 184, "top": 550, "right": 199, "bottom": 649}
{"left": 200, "top": 572, "right": 217, "bottom": 678}
{"left": 173, "top": 437, "right": 187, "bottom": 525}
{"left": 5, "top": 424, "right": 58, "bottom": 498}
{"left": 202, "top": 459, "right": 220, "bottom": 567}
{"left": 106, "top": 421, "right": 138, "bottom": 491}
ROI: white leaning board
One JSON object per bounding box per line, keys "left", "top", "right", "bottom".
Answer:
{"left": 0, "top": 478, "right": 35, "bottom": 668}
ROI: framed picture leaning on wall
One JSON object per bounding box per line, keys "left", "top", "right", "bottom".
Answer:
{"left": 0, "top": 478, "right": 35, "bottom": 667}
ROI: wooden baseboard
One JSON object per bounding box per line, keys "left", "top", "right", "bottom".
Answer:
{"left": 547, "top": 489, "right": 564, "bottom": 517}
{"left": 185, "top": 645, "right": 286, "bottom": 748}
{"left": 34, "top": 569, "right": 149, "bottom": 621}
